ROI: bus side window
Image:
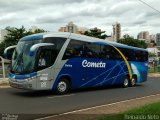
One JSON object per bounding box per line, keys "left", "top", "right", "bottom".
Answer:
{"left": 119, "top": 48, "right": 132, "bottom": 61}
{"left": 64, "top": 48, "right": 74, "bottom": 59}
{"left": 144, "top": 52, "right": 148, "bottom": 62}
{"left": 84, "top": 43, "right": 100, "bottom": 59}
{"left": 62, "top": 40, "right": 86, "bottom": 60}
{"left": 37, "top": 49, "right": 55, "bottom": 70}
{"left": 109, "top": 47, "right": 122, "bottom": 60}
{"left": 100, "top": 45, "right": 111, "bottom": 59}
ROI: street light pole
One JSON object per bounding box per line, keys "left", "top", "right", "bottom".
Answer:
{"left": 0, "top": 56, "right": 5, "bottom": 79}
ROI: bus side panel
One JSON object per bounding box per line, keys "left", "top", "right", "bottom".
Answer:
{"left": 52, "top": 58, "right": 129, "bottom": 90}
{"left": 130, "top": 61, "right": 148, "bottom": 83}
{"left": 79, "top": 58, "right": 114, "bottom": 88}
{"left": 52, "top": 58, "right": 83, "bottom": 90}
{"left": 82, "top": 59, "right": 129, "bottom": 87}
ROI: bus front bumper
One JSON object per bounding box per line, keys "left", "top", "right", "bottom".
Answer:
{"left": 9, "top": 78, "right": 36, "bottom": 90}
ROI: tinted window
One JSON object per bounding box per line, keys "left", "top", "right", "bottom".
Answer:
{"left": 119, "top": 47, "right": 148, "bottom": 62}
{"left": 100, "top": 45, "right": 122, "bottom": 60}
{"left": 119, "top": 48, "right": 134, "bottom": 61}
{"left": 134, "top": 51, "right": 148, "bottom": 62}
{"left": 63, "top": 40, "right": 104, "bottom": 60}
{"left": 100, "top": 45, "right": 110, "bottom": 59}
{"left": 63, "top": 39, "right": 148, "bottom": 62}
{"left": 63, "top": 40, "right": 86, "bottom": 60}
{"left": 143, "top": 51, "right": 148, "bottom": 62}
{"left": 43, "top": 37, "right": 66, "bottom": 54}
{"left": 36, "top": 48, "right": 56, "bottom": 71}
{"left": 85, "top": 43, "right": 101, "bottom": 58}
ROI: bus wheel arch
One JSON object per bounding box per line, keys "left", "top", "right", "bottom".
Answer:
{"left": 129, "top": 74, "right": 137, "bottom": 87}
{"left": 56, "top": 75, "right": 71, "bottom": 94}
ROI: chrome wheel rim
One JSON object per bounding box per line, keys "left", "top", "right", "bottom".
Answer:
{"left": 58, "top": 81, "right": 67, "bottom": 92}
{"left": 124, "top": 78, "right": 128, "bottom": 87}
{"left": 131, "top": 78, "right": 136, "bottom": 86}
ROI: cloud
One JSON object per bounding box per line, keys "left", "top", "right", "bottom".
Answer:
{"left": 0, "top": 0, "right": 160, "bottom": 37}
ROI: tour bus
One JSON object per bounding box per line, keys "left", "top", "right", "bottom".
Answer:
{"left": 4, "top": 32, "right": 148, "bottom": 94}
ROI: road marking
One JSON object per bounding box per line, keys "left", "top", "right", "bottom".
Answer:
{"left": 47, "top": 94, "right": 75, "bottom": 99}
{"left": 36, "top": 93, "right": 160, "bottom": 120}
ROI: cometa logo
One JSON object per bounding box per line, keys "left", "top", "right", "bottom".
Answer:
{"left": 82, "top": 60, "right": 106, "bottom": 68}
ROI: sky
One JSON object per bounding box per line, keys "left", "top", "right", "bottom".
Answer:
{"left": 0, "top": 0, "right": 160, "bottom": 38}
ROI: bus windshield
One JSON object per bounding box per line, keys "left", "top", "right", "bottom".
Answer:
{"left": 11, "top": 37, "right": 66, "bottom": 74}
{"left": 11, "top": 40, "right": 42, "bottom": 74}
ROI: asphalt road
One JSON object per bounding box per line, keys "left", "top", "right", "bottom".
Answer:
{"left": 0, "top": 77, "right": 160, "bottom": 120}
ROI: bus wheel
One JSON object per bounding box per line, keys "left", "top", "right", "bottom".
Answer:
{"left": 56, "top": 78, "right": 70, "bottom": 94}
{"left": 122, "top": 76, "right": 129, "bottom": 88}
{"left": 129, "top": 77, "right": 136, "bottom": 87}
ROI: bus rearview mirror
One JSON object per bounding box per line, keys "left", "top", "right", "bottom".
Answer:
{"left": 4, "top": 45, "right": 16, "bottom": 60}
{"left": 29, "top": 43, "right": 54, "bottom": 56}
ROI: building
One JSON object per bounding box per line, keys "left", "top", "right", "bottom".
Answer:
{"left": 77, "top": 27, "right": 88, "bottom": 34}
{"left": 149, "top": 34, "right": 156, "bottom": 42}
{"left": 147, "top": 47, "right": 160, "bottom": 57}
{"left": 137, "top": 31, "right": 149, "bottom": 40}
{"left": 147, "top": 47, "right": 158, "bottom": 55}
{"left": 58, "top": 22, "right": 88, "bottom": 34}
{"left": 58, "top": 27, "right": 67, "bottom": 32}
{"left": 137, "top": 31, "right": 150, "bottom": 43}
{"left": 156, "top": 33, "right": 160, "bottom": 46}
{"left": 58, "top": 21, "right": 78, "bottom": 33}
{"left": 66, "top": 21, "right": 78, "bottom": 33}
{"left": 147, "top": 43, "right": 154, "bottom": 48}
{"left": 112, "top": 22, "right": 121, "bottom": 42}
{"left": 0, "top": 29, "right": 8, "bottom": 43}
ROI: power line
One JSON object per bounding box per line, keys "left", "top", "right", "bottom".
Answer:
{"left": 138, "top": 0, "right": 160, "bottom": 14}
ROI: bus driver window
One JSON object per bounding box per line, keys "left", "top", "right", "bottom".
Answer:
{"left": 38, "top": 52, "right": 46, "bottom": 67}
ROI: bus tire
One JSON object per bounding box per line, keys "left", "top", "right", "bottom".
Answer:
{"left": 122, "top": 76, "right": 129, "bottom": 88}
{"left": 129, "top": 76, "right": 136, "bottom": 87}
{"left": 56, "top": 78, "right": 70, "bottom": 94}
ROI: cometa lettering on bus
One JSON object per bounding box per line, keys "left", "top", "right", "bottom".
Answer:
{"left": 82, "top": 60, "right": 106, "bottom": 68}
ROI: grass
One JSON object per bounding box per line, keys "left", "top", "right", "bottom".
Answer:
{"left": 0, "top": 69, "right": 9, "bottom": 76}
{"left": 148, "top": 67, "right": 160, "bottom": 73}
{"left": 99, "top": 102, "right": 160, "bottom": 120}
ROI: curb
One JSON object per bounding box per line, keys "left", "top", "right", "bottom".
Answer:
{"left": 148, "top": 73, "right": 160, "bottom": 77}
{"left": 0, "top": 78, "right": 10, "bottom": 88}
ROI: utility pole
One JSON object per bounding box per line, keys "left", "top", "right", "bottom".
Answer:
{"left": 0, "top": 56, "right": 5, "bottom": 78}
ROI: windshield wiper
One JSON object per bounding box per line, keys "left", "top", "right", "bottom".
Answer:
{"left": 11, "top": 50, "right": 19, "bottom": 72}
{"left": 12, "top": 43, "right": 26, "bottom": 74}
{"left": 19, "top": 52, "right": 24, "bottom": 73}
{"left": 12, "top": 52, "right": 23, "bottom": 73}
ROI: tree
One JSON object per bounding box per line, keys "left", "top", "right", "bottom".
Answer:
{"left": 0, "top": 41, "right": 6, "bottom": 57}
{"left": 83, "top": 27, "right": 108, "bottom": 39}
{"left": 149, "top": 53, "right": 156, "bottom": 57}
{"left": 117, "top": 37, "right": 147, "bottom": 49}
{"left": 0, "top": 26, "right": 29, "bottom": 56}
{"left": 4, "top": 26, "right": 29, "bottom": 46}
{"left": 34, "top": 29, "right": 46, "bottom": 33}
{"left": 150, "top": 40, "right": 156, "bottom": 46}
{"left": 0, "top": 26, "right": 46, "bottom": 56}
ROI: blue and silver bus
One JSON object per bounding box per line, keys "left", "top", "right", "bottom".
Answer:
{"left": 4, "top": 32, "right": 148, "bottom": 94}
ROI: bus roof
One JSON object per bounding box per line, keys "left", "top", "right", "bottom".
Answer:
{"left": 21, "top": 32, "right": 148, "bottom": 52}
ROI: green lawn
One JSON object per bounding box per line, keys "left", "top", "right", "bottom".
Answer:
{"left": 0, "top": 69, "right": 9, "bottom": 76}
{"left": 148, "top": 67, "right": 160, "bottom": 73}
{"left": 99, "top": 102, "right": 160, "bottom": 120}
